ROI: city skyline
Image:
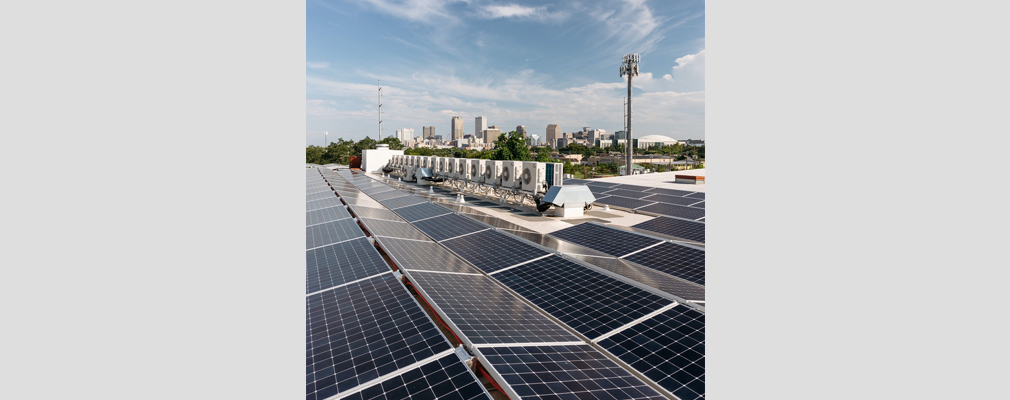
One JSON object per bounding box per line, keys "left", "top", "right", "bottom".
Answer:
{"left": 307, "top": 0, "right": 705, "bottom": 146}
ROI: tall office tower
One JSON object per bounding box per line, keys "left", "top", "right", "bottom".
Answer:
{"left": 546, "top": 124, "right": 560, "bottom": 148}
{"left": 423, "top": 126, "right": 435, "bottom": 139}
{"left": 530, "top": 134, "right": 540, "bottom": 146}
{"left": 516, "top": 125, "right": 526, "bottom": 136}
{"left": 451, "top": 116, "right": 464, "bottom": 142}
{"left": 395, "top": 129, "right": 403, "bottom": 141}
{"left": 403, "top": 128, "right": 414, "bottom": 141}
{"left": 475, "top": 116, "right": 486, "bottom": 139}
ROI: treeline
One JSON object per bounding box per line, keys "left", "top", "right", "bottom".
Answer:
{"left": 553, "top": 142, "right": 705, "bottom": 161}
{"left": 305, "top": 136, "right": 404, "bottom": 165}
{"left": 306, "top": 131, "right": 552, "bottom": 164}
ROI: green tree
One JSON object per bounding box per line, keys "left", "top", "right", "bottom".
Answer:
{"left": 323, "top": 139, "right": 354, "bottom": 164}
{"left": 353, "top": 136, "right": 377, "bottom": 156}
{"left": 306, "top": 145, "right": 325, "bottom": 164}
{"left": 535, "top": 150, "right": 551, "bottom": 162}
{"left": 378, "top": 137, "right": 404, "bottom": 150}
{"left": 493, "top": 131, "right": 531, "bottom": 161}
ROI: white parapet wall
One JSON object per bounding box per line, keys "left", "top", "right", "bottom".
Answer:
{"left": 361, "top": 144, "right": 404, "bottom": 173}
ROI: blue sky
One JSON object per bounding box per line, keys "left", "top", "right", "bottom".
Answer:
{"left": 306, "top": 0, "right": 705, "bottom": 146}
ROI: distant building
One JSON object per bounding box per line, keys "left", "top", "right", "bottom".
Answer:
{"left": 546, "top": 124, "right": 560, "bottom": 147}
{"left": 529, "top": 134, "right": 540, "bottom": 146}
{"left": 423, "top": 126, "right": 435, "bottom": 139}
{"left": 685, "top": 139, "right": 705, "bottom": 147}
{"left": 483, "top": 126, "right": 501, "bottom": 144}
{"left": 516, "top": 125, "right": 527, "bottom": 136}
{"left": 451, "top": 116, "right": 464, "bottom": 142}
{"left": 636, "top": 135, "right": 684, "bottom": 148}
{"left": 475, "top": 116, "right": 486, "bottom": 139}
{"left": 395, "top": 128, "right": 414, "bottom": 142}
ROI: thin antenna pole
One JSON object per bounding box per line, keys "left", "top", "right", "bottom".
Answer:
{"left": 377, "top": 80, "right": 382, "bottom": 139}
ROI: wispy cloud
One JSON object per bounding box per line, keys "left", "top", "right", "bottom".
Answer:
{"left": 476, "top": 3, "right": 569, "bottom": 22}
{"left": 351, "top": 0, "right": 466, "bottom": 24}
{"left": 306, "top": 61, "right": 329, "bottom": 69}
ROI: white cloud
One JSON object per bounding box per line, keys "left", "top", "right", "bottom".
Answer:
{"left": 668, "top": 49, "right": 705, "bottom": 92}
{"left": 352, "top": 0, "right": 465, "bottom": 24}
{"left": 306, "top": 61, "right": 329, "bottom": 69}
{"left": 477, "top": 3, "right": 568, "bottom": 22}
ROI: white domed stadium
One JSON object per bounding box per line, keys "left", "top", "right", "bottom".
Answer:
{"left": 636, "top": 134, "right": 683, "bottom": 148}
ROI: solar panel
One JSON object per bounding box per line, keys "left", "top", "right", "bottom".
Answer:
{"left": 307, "top": 206, "right": 352, "bottom": 226}
{"left": 358, "top": 218, "right": 431, "bottom": 241}
{"left": 306, "top": 274, "right": 453, "bottom": 400}
{"left": 460, "top": 213, "right": 537, "bottom": 232}
{"left": 643, "top": 187, "right": 694, "bottom": 197}
{"left": 622, "top": 242, "right": 706, "bottom": 285}
{"left": 598, "top": 305, "right": 705, "bottom": 400}
{"left": 688, "top": 201, "right": 704, "bottom": 209}
{"left": 493, "top": 255, "right": 674, "bottom": 339}
{"left": 412, "top": 214, "right": 489, "bottom": 241}
{"left": 390, "top": 203, "right": 451, "bottom": 222}
{"left": 361, "top": 186, "right": 396, "bottom": 195}
{"left": 476, "top": 344, "right": 667, "bottom": 400}
{"left": 550, "top": 223, "right": 662, "bottom": 258}
{"left": 615, "top": 184, "right": 653, "bottom": 192}
{"left": 685, "top": 192, "right": 705, "bottom": 200}
{"left": 369, "top": 190, "right": 410, "bottom": 201}
{"left": 442, "top": 230, "right": 552, "bottom": 273}
{"left": 339, "top": 353, "right": 491, "bottom": 400}
{"left": 306, "top": 237, "right": 390, "bottom": 294}
{"left": 640, "top": 194, "right": 702, "bottom": 206}
{"left": 567, "top": 254, "right": 706, "bottom": 301}
{"left": 342, "top": 196, "right": 386, "bottom": 208}
{"left": 307, "top": 197, "right": 343, "bottom": 211}
{"left": 349, "top": 206, "right": 404, "bottom": 222}
{"left": 601, "top": 189, "right": 656, "bottom": 199}
{"left": 374, "top": 237, "right": 480, "bottom": 274}
{"left": 637, "top": 203, "right": 706, "bottom": 220}
{"left": 500, "top": 229, "right": 613, "bottom": 258}
{"left": 585, "top": 181, "right": 621, "bottom": 188}
{"left": 306, "top": 218, "right": 364, "bottom": 249}
{"left": 307, "top": 191, "right": 338, "bottom": 202}
{"left": 406, "top": 271, "right": 579, "bottom": 345}
{"left": 594, "top": 196, "right": 657, "bottom": 210}
{"left": 631, "top": 217, "right": 705, "bottom": 243}
{"left": 378, "top": 195, "right": 428, "bottom": 210}
{"left": 335, "top": 190, "right": 364, "bottom": 198}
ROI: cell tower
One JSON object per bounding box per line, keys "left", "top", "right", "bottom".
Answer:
{"left": 620, "top": 53, "right": 640, "bottom": 176}
{"left": 377, "top": 80, "right": 383, "bottom": 139}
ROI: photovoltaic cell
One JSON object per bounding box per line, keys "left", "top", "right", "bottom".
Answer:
{"left": 623, "top": 242, "right": 706, "bottom": 285}
{"left": 349, "top": 206, "right": 403, "bottom": 222}
{"left": 307, "top": 206, "right": 353, "bottom": 226}
{"left": 477, "top": 345, "right": 666, "bottom": 400}
{"left": 599, "top": 305, "right": 705, "bottom": 400}
{"left": 685, "top": 192, "right": 705, "bottom": 200}
{"left": 358, "top": 218, "right": 430, "bottom": 241}
{"left": 378, "top": 195, "right": 428, "bottom": 210}
{"left": 594, "top": 196, "right": 657, "bottom": 210}
{"left": 374, "top": 237, "right": 479, "bottom": 274}
{"left": 550, "top": 223, "right": 662, "bottom": 258}
{"left": 406, "top": 271, "right": 579, "bottom": 345}
{"left": 306, "top": 274, "right": 453, "bottom": 400}
{"left": 342, "top": 196, "right": 386, "bottom": 208}
{"left": 307, "top": 197, "right": 344, "bottom": 212}
{"left": 340, "top": 353, "right": 491, "bottom": 400}
{"left": 306, "top": 237, "right": 389, "bottom": 294}
{"left": 637, "top": 203, "right": 706, "bottom": 220}
{"left": 412, "top": 214, "right": 489, "bottom": 241}
{"left": 631, "top": 217, "right": 706, "bottom": 243}
{"left": 442, "top": 230, "right": 551, "bottom": 273}
{"left": 640, "top": 194, "right": 702, "bottom": 206}
{"left": 493, "top": 255, "right": 673, "bottom": 339}
{"left": 306, "top": 218, "right": 364, "bottom": 249}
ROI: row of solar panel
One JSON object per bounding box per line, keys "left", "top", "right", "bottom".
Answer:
{"left": 337, "top": 170, "right": 705, "bottom": 399}
{"left": 333, "top": 170, "right": 700, "bottom": 399}
{"left": 306, "top": 168, "right": 494, "bottom": 400}
{"left": 564, "top": 178, "right": 706, "bottom": 222}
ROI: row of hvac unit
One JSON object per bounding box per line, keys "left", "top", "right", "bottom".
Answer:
{"left": 385, "top": 155, "right": 563, "bottom": 195}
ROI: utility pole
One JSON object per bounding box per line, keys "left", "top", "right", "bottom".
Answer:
{"left": 377, "top": 80, "right": 383, "bottom": 139}
{"left": 620, "top": 53, "right": 640, "bottom": 176}
{"left": 324, "top": 131, "right": 328, "bottom": 147}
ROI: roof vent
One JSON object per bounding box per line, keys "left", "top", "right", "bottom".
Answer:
{"left": 376, "top": 144, "right": 390, "bottom": 149}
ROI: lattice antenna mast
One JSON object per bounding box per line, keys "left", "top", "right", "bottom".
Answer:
{"left": 620, "top": 53, "right": 640, "bottom": 176}
{"left": 378, "top": 80, "right": 383, "bottom": 139}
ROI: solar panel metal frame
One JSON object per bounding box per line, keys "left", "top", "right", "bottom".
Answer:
{"left": 441, "top": 229, "right": 553, "bottom": 274}
{"left": 306, "top": 205, "right": 353, "bottom": 226}
{"left": 688, "top": 200, "right": 704, "bottom": 209}
{"left": 340, "top": 196, "right": 386, "bottom": 208}
{"left": 685, "top": 192, "right": 705, "bottom": 200}
{"left": 642, "top": 187, "right": 695, "bottom": 197}
{"left": 391, "top": 202, "right": 453, "bottom": 222}
{"left": 637, "top": 202, "right": 706, "bottom": 221}
{"left": 402, "top": 270, "right": 581, "bottom": 347}
{"left": 306, "top": 273, "right": 455, "bottom": 400}
{"left": 600, "top": 188, "right": 658, "bottom": 199}
{"left": 597, "top": 305, "right": 705, "bottom": 400}
{"left": 640, "top": 193, "right": 704, "bottom": 206}
{"left": 307, "top": 191, "right": 339, "bottom": 202}
{"left": 336, "top": 352, "right": 492, "bottom": 400}
{"left": 549, "top": 222, "right": 663, "bottom": 258}
{"left": 306, "top": 218, "right": 365, "bottom": 250}
{"left": 472, "top": 344, "right": 668, "bottom": 400}
{"left": 566, "top": 253, "right": 706, "bottom": 301}
{"left": 369, "top": 189, "right": 411, "bottom": 201}
{"left": 373, "top": 236, "right": 480, "bottom": 274}
{"left": 305, "top": 236, "right": 390, "bottom": 294}
{"left": 491, "top": 255, "right": 675, "bottom": 340}
{"left": 347, "top": 205, "right": 404, "bottom": 222}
